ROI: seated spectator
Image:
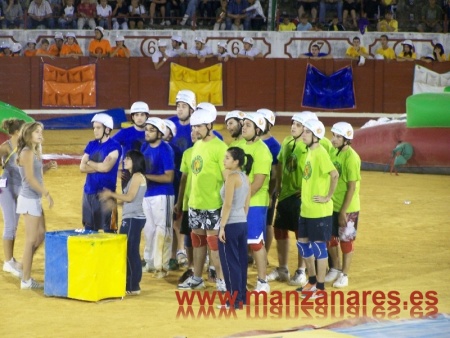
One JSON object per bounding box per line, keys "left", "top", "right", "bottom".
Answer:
{"left": 88, "top": 26, "right": 111, "bottom": 58}
{"left": 128, "top": 0, "right": 146, "bottom": 29}
{"left": 0, "top": 42, "right": 11, "bottom": 57}
{"left": 244, "top": 0, "right": 266, "bottom": 30}
{"left": 345, "top": 36, "right": 370, "bottom": 59}
{"left": 226, "top": 0, "right": 250, "bottom": 31}
{"left": 297, "top": 13, "right": 313, "bottom": 31}
{"left": 60, "top": 32, "right": 83, "bottom": 58}
{"left": 188, "top": 36, "right": 214, "bottom": 63}
{"left": 342, "top": 0, "right": 359, "bottom": 28}
{"left": 375, "top": 34, "right": 396, "bottom": 60}
{"left": 149, "top": 0, "right": 168, "bottom": 26}
{"left": 179, "top": 0, "right": 198, "bottom": 26}
{"left": 36, "top": 38, "right": 55, "bottom": 59}
{"left": 397, "top": 40, "right": 416, "bottom": 62}
{"left": 49, "top": 32, "right": 64, "bottom": 57}
{"left": 24, "top": 38, "right": 37, "bottom": 57}
{"left": 237, "top": 37, "right": 263, "bottom": 60}
{"left": 328, "top": 15, "right": 345, "bottom": 30}
{"left": 216, "top": 42, "right": 232, "bottom": 62}
{"left": 278, "top": 15, "right": 296, "bottom": 31}
{"left": 77, "top": 0, "right": 96, "bottom": 29}
{"left": 97, "top": 0, "right": 112, "bottom": 28}
{"left": 213, "top": 0, "right": 227, "bottom": 30}
{"left": 112, "top": 0, "right": 129, "bottom": 30}
{"left": 420, "top": 43, "right": 447, "bottom": 63}
{"left": 297, "top": 0, "right": 319, "bottom": 24}
{"left": 10, "top": 43, "right": 22, "bottom": 57}
{"left": 299, "top": 43, "right": 332, "bottom": 59}
{"left": 27, "top": 0, "right": 55, "bottom": 29}
{"left": 377, "top": 11, "right": 398, "bottom": 32}
{"left": 58, "top": 0, "right": 77, "bottom": 29}
{"left": 166, "top": 35, "right": 187, "bottom": 57}
{"left": 2, "top": 0, "right": 24, "bottom": 29}
{"left": 110, "top": 36, "right": 130, "bottom": 58}
{"left": 319, "top": 0, "right": 343, "bottom": 24}
{"left": 152, "top": 40, "right": 170, "bottom": 70}
{"left": 231, "top": 17, "right": 244, "bottom": 30}
{"left": 417, "top": 0, "right": 444, "bottom": 33}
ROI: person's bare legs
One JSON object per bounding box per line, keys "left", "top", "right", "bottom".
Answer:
{"left": 22, "top": 214, "right": 45, "bottom": 281}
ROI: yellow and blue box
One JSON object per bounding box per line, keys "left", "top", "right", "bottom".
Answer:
{"left": 44, "top": 230, "right": 127, "bottom": 301}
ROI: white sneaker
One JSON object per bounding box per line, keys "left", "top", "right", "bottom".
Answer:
{"left": 177, "top": 276, "right": 205, "bottom": 290}
{"left": 165, "top": 20, "right": 171, "bottom": 26}
{"left": 176, "top": 250, "right": 188, "bottom": 267}
{"left": 216, "top": 278, "right": 226, "bottom": 292}
{"left": 333, "top": 273, "right": 349, "bottom": 288}
{"left": 267, "top": 267, "right": 290, "bottom": 282}
{"left": 21, "top": 278, "right": 43, "bottom": 290}
{"left": 3, "top": 258, "right": 22, "bottom": 278}
{"left": 180, "top": 15, "right": 188, "bottom": 26}
{"left": 289, "top": 269, "right": 307, "bottom": 286}
{"left": 255, "top": 280, "right": 270, "bottom": 293}
{"left": 324, "top": 268, "right": 340, "bottom": 283}
{"left": 142, "top": 263, "right": 155, "bottom": 273}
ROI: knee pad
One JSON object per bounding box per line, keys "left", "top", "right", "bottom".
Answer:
{"left": 206, "top": 235, "right": 219, "bottom": 251}
{"left": 296, "top": 241, "right": 313, "bottom": 259}
{"left": 340, "top": 240, "right": 354, "bottom": 254}
{"left": 328, "top": 236, "right": 339, "bottom": 249}
{"left": 249, "top": 241, "right": 264, "bottom": 252}
{"left": 274, "top": 228, "right": 289, "bottom": 240}
{"left": 184, "top": 233, "right": 192, "bottom": 248}
{"left": 312, "top": 241, "right": 328, "bottom": 259}
{"left": 190, "top": 233, "right": 207, "bottom": 248}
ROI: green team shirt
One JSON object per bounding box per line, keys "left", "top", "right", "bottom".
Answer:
{"left": 320, "top": 137, "right": 333, "bottom": 156}
{"left": 331, "top": 146, "right": 361, "bottom": 213}
{"left": 189, "top": 137, "right": 227, "bottom": 210}
{"left": 238, "top": 139, "right": 272, "bottom": 207}
{"left": 180, "top": 147, "right": 193, "bottom": 211}
{"left": 277, "top": 136, "right": 308, "bottom": 202}
{"left": 229, "top": 138, "right": 246, "bottom": 148}
{"left": 301, "top": 145, "right": 336, "bottom": 218}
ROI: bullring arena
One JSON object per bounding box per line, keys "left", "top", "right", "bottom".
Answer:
{"left": 1, "top": 29, "right": 450, "bottom": 337}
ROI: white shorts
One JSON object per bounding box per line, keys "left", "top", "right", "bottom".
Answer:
{"left": 16, "top": 195, "right": 43, "bottom": 217}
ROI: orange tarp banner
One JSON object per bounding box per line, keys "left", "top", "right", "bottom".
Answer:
{"left": 169, "top": 63, "right": 223, "bottom": 106}
{"left": 42, "top": 64, "right": 97, "bottom": 108}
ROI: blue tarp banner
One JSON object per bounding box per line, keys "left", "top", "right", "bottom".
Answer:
{"left": 302, "top": 64, "right": 355, "bottom": 110}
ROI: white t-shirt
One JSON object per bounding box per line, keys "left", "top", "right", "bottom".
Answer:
{"left": 166, "top": 47, "right": 187, "bottom": 57}
{"left": 152, "top": 50, "right": 164, "bottom": 63}
{"left": 188, "top": 46, "right": 213, "bottom": 57}
{"left": 239, "top": 47, "right": 261, "bottom": 57}
{"left": 64, "top": 5, "right": 75, "bottom": 16}
{"left": 97, "top": 4, "right": 112, "bottom": 18}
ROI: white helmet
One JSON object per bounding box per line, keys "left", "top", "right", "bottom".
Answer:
{"left": 225, "top": 110, "right": 246, "bottom": 122}
{"left": 291, "top": 111, "right": 318, "bottom": 125}
{"left": 176, "top": 90, "right": 196, "bottom": 110}
{"left": 190, "top": 108, "right": 216, "bottom": 126}
{"left": 163, "top": 119, "right": 177, "bottom": 137}
{"left": 130, "top": 101, "right": 149, "bottom": 114}
{"left": 145, "top": 117, "right": 166, "bottom": 134}
{"left": 303, "top": 119, "right": 325, "bottom": 139}
{"left": 331, "top": 122, "right": 354, "bottom": 140}
{"left": 243, "top": 37, "right": 254, "bottom": 45}
{"left": 257, "top": 108, "right": 276, "bottom": 126}
{"left": 11, "top": 43, "right": 22, "bottom": 53}
{"left": 91, "top": 113, "right": 114, "bottom": 129}
{"left": 244, "top": 113, "right": 266, "bottom": 132}
{"left": 196, "top": 102, "right": 217, "bottom": 120}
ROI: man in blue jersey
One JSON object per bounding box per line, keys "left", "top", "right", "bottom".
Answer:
{"left": 80, "top": 113, "right": 122, "bottom": 233}
{"left": 168, "top": 90, "right": 197, "bottom": 154}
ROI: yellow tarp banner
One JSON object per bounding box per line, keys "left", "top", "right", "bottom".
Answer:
{"left": 169, "top": 63, "right": 223, "bottom": 106}
{"left": 42, "top": 64, "right": 97, "bottom": 108}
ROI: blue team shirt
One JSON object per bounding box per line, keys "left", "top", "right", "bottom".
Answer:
{"left": 263, "top": 136, "right": 281, "bottom": 166}
{"left": 112, "top": 126, "right": 146, "bottom": 162}
{"left": 83, "top": 138, "right": 122, "bottom": 194}
{"left": 141, "top": 141, "right": 175, "bottom": 197}
{"left": 168, "top": 141, "right": 183, "bottom": 201}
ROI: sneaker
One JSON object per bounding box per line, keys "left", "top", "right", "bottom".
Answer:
{"left": 21, "top": 278, "right": 43, "bottom": 290}
{"left": 324, "top": 268, "right": 340, "bottom": 283}
{"left": 126, "top": 290, "right": 141, "bottom": 296}
{"left": 149, "top": 19, "right": 154, "bottom": 25}
{"left": 165, "top": 20, "right": 171, "bottom": 26}
{"left": 296, "top": 282, "right": 315, "bottom": 294}
{"left": 154, "top": 270, "right": 169, "bottom": 278}
{"left": 300, "top": 284, "right": 326, "bottom": 299}
{"left": 177, "top": 276, "right": 205, "bottom": 290}
{"left": 3, "top": 258, "right": 22, "bottom": 278}
{"left": 178, "top": 268, "right": 193, "bottom": 284}
{"left": 142, "top": 263, "right": 156, "bottom": 273}
{"left": 207, "top": 267, "right": 216, "bottom": 283}
{"left": 333, "top": 273, "right": 349, "bottom": 288}
{"left": 267, "top": 267, "right": 290, "bottom": 282}
{"left": 289, "top": 269, "right": 307, "bottom": 287}
{"left": 255, "top": 279, "right": 270, "bottom": 293}
{"left": 180, "top": 16, "right": 188, "bottom": 26}
{"left": 176, "top": 250, "right": 188, "bottom": 267}
{"left": 168, "top": 258, "right": 179, "bottom": 271}
{"left": 216, "top": 278, "right": 226, "bottom": 292}
{"left": 160, "top": 21, "right": 165, "bottom": 26}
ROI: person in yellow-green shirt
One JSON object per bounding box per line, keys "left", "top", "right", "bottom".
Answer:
{"left": 377, "top": 11, "right": 398, "bottom": 32}
{"left": 324, "top": 122, "right": 361, "bottom": 289}
{"left": 345, "top": 36, "right": 370, "bottom": 60}
{"left": 296, "top": 119, "right": 339, "bottom": 300}
{"left": 397, "top": 40, "right": 417, "bottom": 62}
{"left": 278, "top": 15, "right": 297, "bottom": 31}
{"left": 225, "top": 110, "right": 246, "bottom": 148}
{"left": 375, "top": 34, "right": 396, "bottom": 60}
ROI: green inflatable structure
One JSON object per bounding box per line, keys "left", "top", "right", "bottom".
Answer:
{"left": 0, "top": 101, "right": 34, "bottom": 133}
{"left": 406, "top": 93, "right": 450, "bottom": 128}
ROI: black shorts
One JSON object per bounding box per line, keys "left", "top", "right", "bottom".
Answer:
{"left": 274, "top": 194, "right": 301, "bottom": 232}
{"left": 343, "top": 1, "right": 359, "bottom": 12}
{"left": 331, "top": 211, "right": 359, "bottom": 241}
{"left": 180, "top": 211, "right": 191, "bottom": 235}
{"left": 297, "top": 1, "right": 319, "bottom": 11}
{"left": 298, "top": 215, "right": 332, "bottom": 242}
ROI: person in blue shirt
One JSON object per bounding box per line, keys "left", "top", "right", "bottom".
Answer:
{"left": 299, "top": 44, "right": 333, "bottom": 59}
